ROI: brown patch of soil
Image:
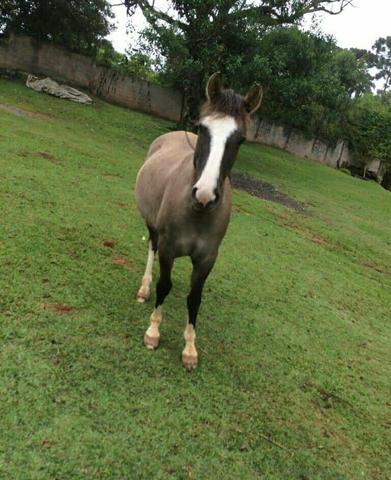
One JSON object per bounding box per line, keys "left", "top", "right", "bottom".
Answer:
{"left": 283, "top": 221, "right": 331, "bottom": 247}
{"left": 231, "top": 172, "right": 306, "bottom": 212}
{"left": 113, "top": 255, "right": 128, "bottom": 266}
{"left": 232, "top": 204, "right": 255, "bottom": 216}
{"left": 311, "top": 234, "right": 329, "bottom": 246}
{"left": 40, "top": 439, "right": 54, "bottom": 448}
{"left": 112, "top": 203, "right": 130, "bottom": 209}
{"left": 362, "top": 262, "right": 391, "bottom": 276}
{"left": 16, "top": 150, "right": 30, "bottom": 158}
{"left": 35, "top": 151, "right": 61, "bottom": 165}
{"left": 16, "top": 150, "right": 60, "bottom": 165}
{"left": 0, "top": 103, "right": 49, "bottom": 119}
{"left": 102, "top": 172, "right": 123, "bottom": 179}
{"left": 112, "top": 255, "right": 136, "bottom": 270}
{"left": 273, "top": 211, "right": 332, "bottom": 248}
{"left": 103, "top": 240, "right": 116, "bottom": 248}
{"left": 47, "top": 303, "right": 75, "bottom": 314}
{"left": 37, "top": 151, "right": 54, "bottom": 160}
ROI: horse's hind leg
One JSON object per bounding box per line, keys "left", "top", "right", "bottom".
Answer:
{"left": 182, "top": 253, "right": 216, "bottom": 369}
{"left": 136, "top": 226, "right": 158, "bottom": 303}
{"left": 144, "top": 249, "right": 174, "bottom": 350}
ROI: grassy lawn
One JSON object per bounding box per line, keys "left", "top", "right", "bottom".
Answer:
{"left": 0, "top": 78, "right": 390, "bottom": 479}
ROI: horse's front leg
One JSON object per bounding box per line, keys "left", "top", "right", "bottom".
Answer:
{"left": 144, "top": 250, "right": 174, "bottom": 350}
{"left": 136, "top": 226, "right": 158, "bottom": 303}
{"left": 183, "top": 254, "right": 216, "bottom": 370}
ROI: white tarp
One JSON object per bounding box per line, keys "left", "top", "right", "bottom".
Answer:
{"left": 26, "top": 75, "right": 92, "bottom": 104}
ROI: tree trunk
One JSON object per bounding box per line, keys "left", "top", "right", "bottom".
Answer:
{"left": 381, "top": 167, "right": 391, "bottom": 191}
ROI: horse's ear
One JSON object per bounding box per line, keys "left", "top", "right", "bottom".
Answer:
{"left": 244, "top": 83, "right": 263, "bottom": 114}
{"left": 206, "top": 72, "right": 222, "bottom": 102}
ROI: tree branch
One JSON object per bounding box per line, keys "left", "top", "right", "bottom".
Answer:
{"left": 113, "top": 1, "right": 353, "bottom": 30}
{"left": 305, "top": 0, "right": 354, "bottom": 16}
{"left": 231, "top": 1, "right": 354, "bottom": 25}
{"left": 112, "top": 1, "right": 187, "bottom": 29}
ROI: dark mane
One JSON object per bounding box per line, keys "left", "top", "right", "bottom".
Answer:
{"left": 201, "top": 89, "right": 248, "bottom": 121}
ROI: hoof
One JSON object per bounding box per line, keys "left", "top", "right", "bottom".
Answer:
{"left": 136, "top": 287, "right": 150, "bottom": 303}
{"left": 182, "top": 353, "right": 198, "bottom": 370}
{"left": 144, "top": 333, "right": 159, "bottom": 350}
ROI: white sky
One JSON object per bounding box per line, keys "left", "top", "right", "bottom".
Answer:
{"left": 108, "top": 0, "right": 391, "bottom": 54}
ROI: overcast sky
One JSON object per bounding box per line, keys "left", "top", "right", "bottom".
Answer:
{"left": 108, "top": 0, "right": 391, "bottom": 54}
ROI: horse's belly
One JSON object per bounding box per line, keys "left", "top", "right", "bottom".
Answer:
{"left": 135, "top": 138, "right": 193, "bottom": 228}
{"left": 135, "top": 164, "right": 161, "bottom": 226}
{"left": 135, "top": 151, "right": 176, "bottom": 225}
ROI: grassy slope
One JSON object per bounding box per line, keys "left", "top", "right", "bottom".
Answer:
{"left": 0, "top": 79, "right": 390, "bottom": 479}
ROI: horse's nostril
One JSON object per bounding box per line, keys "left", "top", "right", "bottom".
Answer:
{"left": 192, "top": 186, "right": 220, "bottom": 210}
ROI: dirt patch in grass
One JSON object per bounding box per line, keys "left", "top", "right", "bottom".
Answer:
{"left": 362, "top": 262, "right": 391, "bottom": 276}
{"left": 112, "top": 203, "right": 130, "bottom": 209}
{"left": 283, "top": 220, "right": 331, "bottom": 248}
{"left": 35, "top": 151, "right": 61, "bottom": 165}
{"left": 112, "top": 255, "right": 136, "bottom": 271}
{"left": 232, "top": 204, "right": 255, "bottom": 216}
{"left": 231, "top": 172, "right": 306, "bottom": 212}
{"left": 102, "top": 172, "right": 123, "bottom": 179}
{"left": 40, "top": 303, "right": 76, "bottom": 314}
{"left": 272, "top": 210, "right": 333, "bottom": 248}
{"left": 0, "top": 103, "right": 49, "bottom": 119}
{"left": 52, "top": 304, "right": 75, "bottom": 314}
{"left": 295, "top": 229, "right": 330, "bottom": 247}
{"left": 36, "top": 151, "right": 55, "bottom": 160}
{"left": 103, "top": 240, "right": 116, "bottom": 248}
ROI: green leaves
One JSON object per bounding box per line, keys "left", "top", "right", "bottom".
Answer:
{"left": 347, "top": 94, "right": 391, "bottom": 166}
{"left": 126, "top": 1, "right": 356, "bottom": 124}
{"left": 0, "top": 0, "right": 114, "bottom": 55}
{"left": 370, "top": 36, "right": 391, "bottom": 93}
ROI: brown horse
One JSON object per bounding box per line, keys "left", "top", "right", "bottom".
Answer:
{"left": 135, "top": 73, "right": 262, "bottom": 369}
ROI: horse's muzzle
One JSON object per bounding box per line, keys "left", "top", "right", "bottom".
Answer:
{"left": 191, "top": 187, "right": 220, "bottom": 212}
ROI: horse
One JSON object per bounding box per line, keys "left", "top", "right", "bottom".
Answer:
{"left": 135, "top": 73, "right": 263, "bottom": 369}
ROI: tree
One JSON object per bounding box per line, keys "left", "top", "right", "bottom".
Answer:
{"left": 237, "top": 27, "right": 371, "bottom": 142}
{"left": 117, "top": 1, "right": 353, "bottom": 122}
{"left": 96, "top": 39, "right": 157, "bottom": 81}
{"left": 369, "top": 36, "right": 391, "bottom": 93}
{"left": 347, "top": 93, "right": 391, "bottom": 188}
{"left": 0, "top": 0, "right": 114, "bottom": 55}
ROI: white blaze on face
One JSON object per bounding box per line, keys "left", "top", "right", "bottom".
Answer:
{"left": 194, "top": 115, "right": 238, "bottom": 206}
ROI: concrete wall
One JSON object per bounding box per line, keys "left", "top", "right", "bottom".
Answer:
{"left": 0, "top": 34, "right": 182, "bottom": 122}
{"left": 247, "top": 117, "right": 353, "bottom": 168}
{"left": 0, "top": 34, "right": 381, "bottom": 176}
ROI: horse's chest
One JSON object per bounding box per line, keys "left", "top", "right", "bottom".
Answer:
{"left": 167, "top": 218, "right": 227, "bottom": 258}
{"left": 172, "top": 234, "right": 206, "bottom": 257}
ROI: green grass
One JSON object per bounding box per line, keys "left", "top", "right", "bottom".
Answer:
{"left": 1, "top": 78, "right": 390, "bottom": 479}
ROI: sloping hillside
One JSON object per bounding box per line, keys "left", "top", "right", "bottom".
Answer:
{"left": 1, "top": 79, "right": 390, "bottom": 479}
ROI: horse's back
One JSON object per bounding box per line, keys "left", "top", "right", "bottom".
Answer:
{"left": 135, "top": 131, "right": 196, "bottom": 228}
{"left": 144, "top": 131, "right": 196, "bottom": 162}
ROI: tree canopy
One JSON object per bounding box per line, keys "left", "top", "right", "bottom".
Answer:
{"left": 369, "top": 36, "right": 391, "bottom": 93}
{"left": 0, "top": 0, "right": 114, "bottom": 55}
{"left": 236, "top": 27, "right": 372, "bottom": 142}
{"left": 119, "top": 1, "right": 355, "bottom": 125}
{"left": 347, "top": 93, "right": 391, "bottom": 168}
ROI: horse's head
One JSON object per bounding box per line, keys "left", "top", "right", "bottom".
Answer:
{"left": 192, "top": 73, "right": 263, "bottom": 211}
